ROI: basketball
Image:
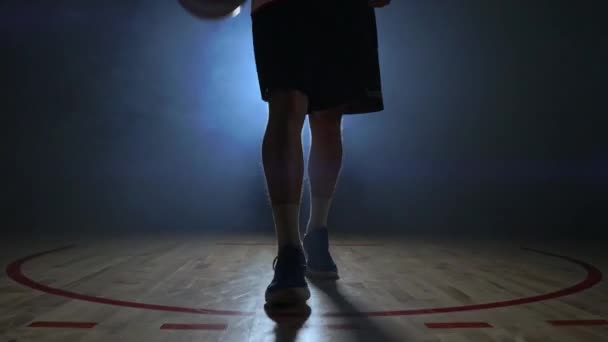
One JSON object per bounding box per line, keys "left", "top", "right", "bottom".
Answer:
{"left": 178, "top": 0, "right": 246, "bottom": 20}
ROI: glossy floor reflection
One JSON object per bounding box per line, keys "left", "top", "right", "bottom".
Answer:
{"left": 1, "top": 232, "right": 607, "bottom": 341}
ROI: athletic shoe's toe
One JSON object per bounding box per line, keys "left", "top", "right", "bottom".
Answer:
{"left": 303, "top": 227, "right": 339, "bottom": 279}
{"left": 265, "top": 245, "right": 311, "bottom": 304}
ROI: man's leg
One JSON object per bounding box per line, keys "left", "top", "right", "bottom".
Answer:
{"left": 263, "top": 89, "right": 311, "bottom": 304}
{"left": 306, "top": 108, "right": 344, "bottom": 233}
{"left": 302, "top": 107, "right": 343, "bottom": 279}
{"left": 263, "top": 89, "right": 308, "bottom": 250}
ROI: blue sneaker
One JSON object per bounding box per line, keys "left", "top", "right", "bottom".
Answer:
{"left": 265, "top": 245, "right": 311, "bottom": 305}
{"left": 303, "top": 227, "right": 339, "bottom": 279}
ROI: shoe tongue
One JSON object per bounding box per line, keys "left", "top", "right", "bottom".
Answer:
{"left": 312, "top": 229, "right": 329, "bottom": 245}
{"left": 279, "top": 243, "right": 298, "bottom": 252}
{"left": 278, "top": 245, "right": 305, "bottom": 263}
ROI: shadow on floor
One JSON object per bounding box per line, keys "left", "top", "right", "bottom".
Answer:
{"left": 264, "top": 302, "right": 312, "bottom": 342}
{"left": 308, "top": 278, "right": 410, "bottom": 342}
{"left": 262, "top": 279, "right": 411, "bottom": 342}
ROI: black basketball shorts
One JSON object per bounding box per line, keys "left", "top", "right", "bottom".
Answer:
{"left": 251, "top": 0, "right": 384, "bottom": 114}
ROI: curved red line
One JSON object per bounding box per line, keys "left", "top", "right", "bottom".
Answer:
{"left": 323, "top": 248, "right": 603, "bottom": 317}
{"left": 5, "top": 246, "right": 602, "bottom": 317}
{"left": 5, "top": 245, "right": 253, "bottom": 316}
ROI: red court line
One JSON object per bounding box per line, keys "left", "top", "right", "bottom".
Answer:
{"left": 5, "top": 246, "right": 253, "bottom": 316}
{"left": 425, "top": 322, "right": 493, "bottom": 329}
{"left": 28, "top": 321, "right": 97, "bottom": 328}
{"left": 323, "top": 248, "right": 603, "bottom": 317}
{"left": 548, "top": 320, "right": 608, "bottom": 326}
{"left": 5, "top": 246, "right": 603, "bottom": 317}
{"left": 160, "top": 323, "right": 227, "bottom": 330}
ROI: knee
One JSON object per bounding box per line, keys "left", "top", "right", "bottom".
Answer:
{"left": 267, "top": 89, "right": 308, "bottom": 132}
{"left": 309, "top": 109, "right": 343, "bottom": 140}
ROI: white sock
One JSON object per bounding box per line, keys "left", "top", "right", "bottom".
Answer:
{"left": 272, "top": 204, "right": 302, "bottom": 249}
{"left": 306, "top": 197, "right": 333, "bottom": 233}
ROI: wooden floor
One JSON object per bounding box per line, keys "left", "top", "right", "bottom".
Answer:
{"left": 1, "top": 232, "right": 607, "bottom": 342}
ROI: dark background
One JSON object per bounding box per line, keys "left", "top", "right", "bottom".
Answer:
{"left": 3, "top": 0, "right": 607, "bottom": 239}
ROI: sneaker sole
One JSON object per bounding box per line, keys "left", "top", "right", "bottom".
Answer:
{"left": 305, "top": 269, "right": 339, "bottom": 279}
{"left": 265, "top": 287, "right": 311, "bottom": 305}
